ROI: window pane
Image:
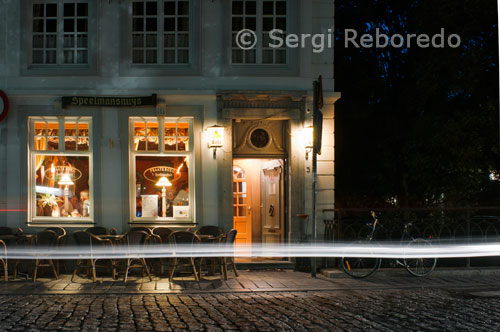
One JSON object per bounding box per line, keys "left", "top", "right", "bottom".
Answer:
{"left": 177, "top": 50, "right": 188, "bottom": 64}
{"left": 165, "top": 33, "right": 175, "bottom": 47}
{"left": 232, "top": 1, "right": 243, "bottom": 15}
{"left": 77, "top": 123, "right": 89, "bottom": 137}
{"left": 245, "top": 17, "right": 256, "bottom": 30}
{"left": 133, "top": 34, "right": 144, "bottom": 48}
{"left": 33, "top": 19, "right": 44, "bottom": 33}
{"left": 177, "top": 34, "right": 188, "bottom": 47}
{"left": 65, "top": 122, "right": 76, "bottom": 150}
{"left": 133, "top": 50, "right": 144, "bottom": 63}
{"left": 65, "top": 122, "right": 76, "bottom": 136}
{"left": 276, "top": 17, "right": 286, "bottom": 30}
{"left": 164, "top": 50, "right": 175, "bottom": 63}
{"left": 245, "top": 1, "right": 256, "bottom": 15}
{"left": 77, "top": 35, "right": 88, "bottom": 48}
{"left": 263, "top": 50, "right": 273, "bottom": 64}
{"left": 164, "top": 18, "right": 175, "bottom": 31}
{"left": 177, "top": 137, "right": 188, "bottom": 151}
{"left": 78, "top": 137, "right": 89, "bottom": 151}
{"left": 134, "top": 122, "right": 146, "bottom": 136}
{"left": 245, "top": 50, "right": 256, "bottom": 63}
{"left": 135, "top": 156, "right": 189, "bottom": 218}
{"left": 147, "top": 122, "right": 159, "bottom": 136}
{"left": 232, "top": 17, "right": 243, "bottom": 31}
{"left": 164, "top": 1, "right": 175, "bottom": 15}
{"left": 46, "top": 35, "right": 57, "bottom": 48}
{"left": 35, "top": 155, "right": 90, "bottom": 218}
{"left": 45, "top": 51, "right": 57, "bottom": 64}
{"left": 46, "top": 4, "right": 57, "bottom": 17}
{"left": 146, "top": 34, "right": 157, "bottom": 47}
{"left": 263, "top": 1, "right": 273, "bottom": 15}
{"left": 34, "top": 136, "right": 46, "bottom": 150}
{"left": 276, "top": 1, "right": 286, "bottom": 15}
{"left": 164, "top": 137, "right": 176, "bottom": 150}
{"left": 177, "top": 18, "right": 189, "bottom": 31}
{"left": 33, "top": 4, "right": 44, "bottom": 17}
{"left": 135, "top": 137, "right": 146, "bottom": 151}
{"left": 146, "top": 18, "right": 157, "bottom": 32}
{"left": 164, "top": 123, "right": 175, "bottom": 136}
{"left": 77, "top": 19, "right": 88, "bottom": 32}
{"left": 33, "top": 35, "right": 44, "bottom": 48}
{"left": 275, "top": 49, "right": 286, "bottom": 64}
{"left": 145, "top": 50, "right": 157, "bottom": 63}
{"left": 64, "top": 3, "right": 75, "bottom": 17}
{"left": 64, "top": 35, "right": 75, "bottom": 48}
{"left": 146, "top": 1, "right": 157, "bottom": 15}
{"left": 147, "top": 137, "right": 159, "bottom": 151}
{"left": 178, "top": 1, "right": 189, "bottom": 15}
{"left": 34, "top": 122, "right": 46, "bottom": 136}
{"left": 232, "top": 49, "right": 243, "bottom": 63}
{"left": 263, "top": 17, "right": 273, "bottom": 31}
{"left": 77, "top": 3, "right": 88, "bottom": 16}
{"left": 46, "top": 19, "right": 57, "bottom": 32}
{"left": 76, "top": 50, "right": 88, "bottom": 64}
{"left": 133, "top": 18, "right": 144, "bottom": 32}
{"left": 133, "top": 2, "right": 144, "bottom": 15}
{"left": 63, "top": 51, "right": 75, "bottom": 64}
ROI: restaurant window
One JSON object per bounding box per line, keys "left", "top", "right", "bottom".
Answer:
{"left": 130, "top": 117, "right": 193, "bottom": 222}
{"left": 231, "top": 0, "right": 287, "bottom": 64}
{"left": 30, "top": 1, "right": 90, "bottom": 65}
{"left": 29, "top": 117, "right": 93, "bottom": 223}
{"left": 131, "top": 0, "right": 191, "bottom": 65}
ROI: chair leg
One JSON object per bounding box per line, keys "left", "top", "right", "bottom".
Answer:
{"left": 49, "top": 260, "right": 58, "bottom": 280}
{"left": 141, "top": 258, "right": 153, "bottom": 281}
{"left": 124, "top": 259, "right": 130, "bottom": 283}
{"left": 111, "top": 260, "right": 116, "bottom": 280}
{"left": 190, "top": 258, "right": 199, "bottom": 282}
{"left": 91, "top": 260, "right": 97, "bottom": 283}
{"left": 230, "top": 258, "right": 239, "bottom": 277}
{"left": 222, "top": 257, "right": 228, "bottom": 280}
{"left": 2, "top": 260, "right": 7, "bottom": 282}
{"left": 32, "top": 259, "right": 39, "bottom": 282}
{"left": 71, "top": 262, "right": 79, "bottom": 282}
{"left": 168, "top": 258, "right": 177, "bottom": 281}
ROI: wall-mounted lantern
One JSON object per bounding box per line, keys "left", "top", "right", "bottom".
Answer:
{"left": 156, "top": 176, "right": 172, "bottom": 218}
{"left": 303, "top": 126, "right": 314, "bottom": 160}
{"left": 206, "top": 125, "right": 224, "bottom": 159}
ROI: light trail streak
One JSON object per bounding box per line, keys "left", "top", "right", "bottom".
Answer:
{"left": 1, "top": 242, "right": 500, "bottom": 260}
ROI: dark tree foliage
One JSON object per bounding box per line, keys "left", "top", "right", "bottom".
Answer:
{"left": 335, "top": 0, "right": 500, "bottom": 208}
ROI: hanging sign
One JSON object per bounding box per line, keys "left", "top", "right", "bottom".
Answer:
{"left": 62, "top": 94, "right": 157, "bottom": 109}
{"left": 0, "top": 90, "right": 10, "bottom": 122}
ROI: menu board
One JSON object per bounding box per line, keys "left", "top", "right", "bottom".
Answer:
{"left": 141, "top": 195, "right": 158, "bottom": 217}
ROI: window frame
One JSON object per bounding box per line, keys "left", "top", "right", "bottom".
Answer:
{"left": 23, "top": 0, "right": 98, "bottom": 75}
{"left": 223, "top": 0, "right": 300, "bottom": 76}
{"left": 120, "top": 0, "right": 201, "bottom": 76}
{"left": 28, "top": 116, "right": 94, "bottom": 224}
{"left": 128, "top": 116, "right": 195, "bottom": 223}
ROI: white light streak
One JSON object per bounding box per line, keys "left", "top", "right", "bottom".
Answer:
{"left": 1, "top": 242, "right": 500, "bottom": 260}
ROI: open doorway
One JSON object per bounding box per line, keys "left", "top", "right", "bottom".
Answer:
{"left": 232, "top": 159, "right": 285, "bottom": 246}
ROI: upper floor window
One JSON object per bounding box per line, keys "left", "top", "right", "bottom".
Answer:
{"left": 231, "top": 0, "right": 287, "bottom": 65}
{"left": 131, "top": 0, "right": 190, "bottom": 65}
{"left": 29, "top": 117, "right": 93, "bottom": 223}
{"left": 31, "top": 1, "right": 89, "bottom": 65}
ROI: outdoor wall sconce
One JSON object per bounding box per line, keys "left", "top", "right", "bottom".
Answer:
{"left": 156, "top": 177, "right": 172, "bottom": 218}
{"left": 303, "top": 126, "right": 314, "bottom": 160}
{"left": 58, "top": 174, "right": 74, "bottom": 215}
{"left": 206, "top": 125, "right": 224, "bottom": 159}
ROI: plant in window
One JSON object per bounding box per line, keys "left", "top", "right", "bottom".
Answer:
{"left": 37, "top": 194, "right": 62, "bottom": 217}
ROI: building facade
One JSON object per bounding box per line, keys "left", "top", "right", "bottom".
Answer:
{"left": 0, "top": 0, "right": 339, "bottom": 245}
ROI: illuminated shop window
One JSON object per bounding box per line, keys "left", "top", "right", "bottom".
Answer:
{"left": 29, "top": 117, "right": 93, "bottom": 222}
{"left": 130, "top": 117, "right": 193, "bottom": 221}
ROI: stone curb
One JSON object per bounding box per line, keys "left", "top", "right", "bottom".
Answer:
{"left": 321, "top": 267, "right": 500, "bottom": 279}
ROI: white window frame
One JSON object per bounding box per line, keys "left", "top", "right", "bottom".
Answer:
{"left": 230, "top": 0, "right": 288, "bottom": 65}
{"left": 129, "top": 0, "right": 192, "bottom": 65}
{"left": 129, "top": 116, "right": 195, "bottom": 223}
{"left": 28, "top": 116, "right": 94, "bottom": 224}
{"left": 28, "top": 0, "right": 92, "bottom": 66}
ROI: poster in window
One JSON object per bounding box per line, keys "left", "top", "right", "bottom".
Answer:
{"left": 141, "top": 195, "right": 158, "bottom": 217}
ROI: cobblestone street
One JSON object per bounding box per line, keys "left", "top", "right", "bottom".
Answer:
{"left": 0, "top": 271, "right": 500, "bottom": 331}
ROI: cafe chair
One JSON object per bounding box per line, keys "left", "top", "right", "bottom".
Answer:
{"left": 72, "top": 231, "right": 115, "bottom": 283}
{"left": 120, "top": 230, "right": 153, "bottom": 283}
{"left": 167, "top": 231, "right": 200, "bottom": 282}
{"left": 220, "top": 229, "right": 239, "bottom": 280}
{"left": 152, "top": 227, "right": 174, "bottom": 274}
{"left": 194, "top": 226, "right": 223, "bottom": 237}
{"left": 0, "top": 240, "right": 7, "bottom": 282}
{"left": 85, "top": 226, "right": 109, "bottom": 236}
{"left": 32, "top": 230, "right": 59, "bottom": 282}
{"left": 45, "top": 226, "right": 67, "bottom": 274}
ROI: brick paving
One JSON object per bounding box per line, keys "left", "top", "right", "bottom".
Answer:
{"left": 0, "top": 271, "right": 500, "bottom": 331}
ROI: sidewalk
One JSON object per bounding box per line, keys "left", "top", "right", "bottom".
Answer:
{"left": 1, "top": 269, "right": 500, "bottom": 295}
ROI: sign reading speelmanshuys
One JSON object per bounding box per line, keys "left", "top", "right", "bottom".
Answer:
{"left": 62, "top": 94, "right": 157, "bottom": 109}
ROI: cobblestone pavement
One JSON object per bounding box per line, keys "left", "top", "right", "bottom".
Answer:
{"left": 0, "top": 272, "right": 500, "bottom": 331}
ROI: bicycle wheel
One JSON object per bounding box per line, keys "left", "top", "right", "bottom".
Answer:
{"left": 404, "top": 238, "right": 437, "bottom": 277}
{"left": 341, "top": 254, "right": 381, "bottom": 279}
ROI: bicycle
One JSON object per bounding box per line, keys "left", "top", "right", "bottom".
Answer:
{"left": 341, "top": 211, "right": 437, "bottom": 278}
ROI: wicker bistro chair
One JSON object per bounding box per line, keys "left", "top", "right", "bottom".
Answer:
{"left": 167, "top": 231, "right": 201, "bottom": 282}
{"left": 152, "top": 227, "right": 174, "bottom": 274}
{"left": 85, "top": 226, "right": 109, "bottom": 236}
{"left": 0, "top": 240, "right": 7, "bottom": 282}
{"left": 72, "top": 231, "right": 115, "bottom": 282}
{"left": 44, "top": 227, "right": 67, "bottom": 274}
{"left": 116, "top": 230, "right": 153, "bottom": 283}
{"left": 220, "top": 229, "right": 239, "bottom": 280}
{"left": 194, "top": 226, "right": 223, "bottom": 237}
{"left": 32, "top": 230, "right": 59, "bottom": 282}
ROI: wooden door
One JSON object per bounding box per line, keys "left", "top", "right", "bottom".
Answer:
{"left": 233, "top": 165, "right": 252, "bottom": 246}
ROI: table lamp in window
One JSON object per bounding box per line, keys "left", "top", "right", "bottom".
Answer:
{"left": 156, "top": 177, "right": 172, "bottom": 218}
{"left": 58, "top": 174, "right": 74, "bottom": 216}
